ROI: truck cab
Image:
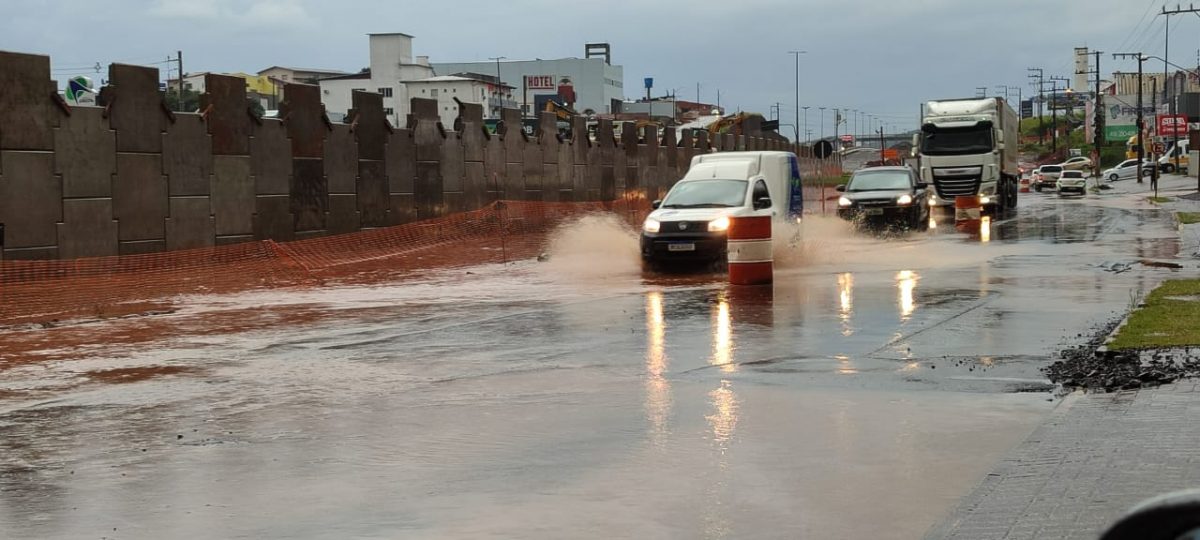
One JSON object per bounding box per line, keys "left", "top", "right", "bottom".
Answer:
{"left": 916, "top": 97, "right": 1019, "bottom": 214}
{"left": 641, "top": 151, "right": 803, "bottom": 266}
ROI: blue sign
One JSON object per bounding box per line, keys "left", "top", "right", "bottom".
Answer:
{"left": 644, "top": 77, "right": 653, "bottom": 89}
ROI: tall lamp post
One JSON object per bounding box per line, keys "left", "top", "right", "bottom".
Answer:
{"left": 819, "top": 107, "right": 826, "bottom": 139}
{"left": 788, "top": 50, "right": 807, "bottom": 143}
{"left": 802, "top": 106, "right": 810, "bottom": 142}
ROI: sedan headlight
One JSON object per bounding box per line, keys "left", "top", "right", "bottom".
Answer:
{"left": 643, "top": 218, "right": 661, "bottom": 233}
{"left": 896, "top": 194, "right": 913, "bottom": 206}
{"left": 708, "top": 216, "right": 731, "bottom": 232}
{"left": 838, "top": 196, "right": 852, "bottom": 207}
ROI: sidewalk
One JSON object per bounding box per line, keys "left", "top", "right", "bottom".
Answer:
{"left": 928, "top": 176, "right": 1200, "bottom": 539}
{"left": 927, "top": 383, "right": 1200, "bottom": 539}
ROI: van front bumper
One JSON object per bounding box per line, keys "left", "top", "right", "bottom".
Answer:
{"left": 640, "top": 231, "right": 728, "bottom": 263}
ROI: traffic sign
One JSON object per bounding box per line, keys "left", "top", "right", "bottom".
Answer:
{"left": 1152, "top": 142, "right": 1166, "bottom": 154}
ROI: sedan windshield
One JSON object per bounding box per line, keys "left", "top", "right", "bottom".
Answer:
{"left": 921, "top": 125, "right": 993, "bottom": 155}
{"left": 661, "top": 179, "right": 747, "bottom": 208}
{"left": 847, "top": 170, "right": 912, "bottom": 191}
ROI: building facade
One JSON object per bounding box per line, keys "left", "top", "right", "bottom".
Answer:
{"left": 318, "top": 33, "right": 434, "bottom": 126}
{"left": 432, "top": 47, "right": 624, "bottom": 117}
{"left": 404, "top": 75, "right": 516, "bottom": 126}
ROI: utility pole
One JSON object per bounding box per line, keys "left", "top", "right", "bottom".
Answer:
{"left": 1114, "top": 53, "right": 1146, "bottom": 182}
{"left": 1161, "top": 5, "right": 1200, "bottom": 175}
{"left": 1046, "top": 78, "right": 1060, "bottom": 153}
{"left": 487, "top": 56, "right": 506, "bottom": 120}
{"left": 1051, "top": 75, "right": 1072, "bottom": 153}
{"left": 789, "top": 51, "right": 806, "bottom": 143}
{"left": 879, "top": 126, "right": 886, "bottom": 163}
{"left": 176, "top": 50, "right": 184, "bottom": 112}
{"left": 819, "top": 107, "right": 826, "bottom": 139}
{"left": 1078, "top": 50, "right": 1104, "bottom": 176}
{"left": 1028, "top": 68, "right": 1045, "bottom": 145}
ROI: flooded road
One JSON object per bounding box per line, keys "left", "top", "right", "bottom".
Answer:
{"left": 0, "top": 194, "right": 1183, "bottom": 539}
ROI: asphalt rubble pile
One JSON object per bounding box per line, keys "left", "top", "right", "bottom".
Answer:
{"left": 1044, "top": 322, "right": 1200, "bottom": 392}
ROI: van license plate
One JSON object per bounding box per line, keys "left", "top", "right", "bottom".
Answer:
{"left": 668, "top": 243, "right": 695, "bottom": 252}
{"left": 865, "top": 208, "right": 884, "bottom": 216}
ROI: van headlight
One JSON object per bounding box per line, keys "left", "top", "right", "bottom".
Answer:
{"left": 896, "top": 194, "right": 913, "bottom": 205}
{"left": 643, "top": 218, "right": 661, "bottom": 233}
{"left": 980, "top": 196, "right": 991, "bottom": 205}
{"left": 838, "top": 196, "right": 852, "bottom": 207}
{"left": 708, "top": 216, "right": 730, "bottom": 232}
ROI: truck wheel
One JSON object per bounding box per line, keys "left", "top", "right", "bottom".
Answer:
{"left": 1034, "top": 184, "right": 1042, "bottom": 193}
{"left": 1163, "top": 164, "right": 1175, "bottom": 174}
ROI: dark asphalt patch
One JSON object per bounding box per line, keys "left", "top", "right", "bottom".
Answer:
{"left": 1044, "top": 319, "right": 1200, "bottom": 391}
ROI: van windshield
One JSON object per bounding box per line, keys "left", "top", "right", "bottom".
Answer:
{"left": 661, "top": 179, "right": 747, "bottom": 208}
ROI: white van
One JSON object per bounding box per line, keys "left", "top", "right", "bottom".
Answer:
{"left": 640, "top": 151, "right": 804, "bottom": 265}
{"left": 1159, "top": 139, "right": 1190, "bottom": 173}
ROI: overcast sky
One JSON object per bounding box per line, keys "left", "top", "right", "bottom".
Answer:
{"left": 1, "top": 0, "right": 1187, "bottom": 135}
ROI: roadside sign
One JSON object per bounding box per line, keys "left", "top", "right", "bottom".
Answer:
{"left": 813, "top": 140, "right": 835, "bottom": 159}
{"left": 839, "top": 134, "right": 854, "bottom": 143}
{"left": 1152, "top": 142, "right": 1167, "bottom": 154}
{"left": 1157, "top": 114, "right": 1187, "bottom": 137}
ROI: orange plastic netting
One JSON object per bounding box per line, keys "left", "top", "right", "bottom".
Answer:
{"left": 0, "top": 199, "right": 652, "bottom": 327}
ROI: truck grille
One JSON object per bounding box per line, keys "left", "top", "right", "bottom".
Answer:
{"left": 933, "top": 174, "right": 981, "bottom": 198}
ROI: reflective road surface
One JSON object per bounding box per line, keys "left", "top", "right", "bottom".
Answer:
{"left": 0, "top": 194, "right": 1183, "bottom": 539}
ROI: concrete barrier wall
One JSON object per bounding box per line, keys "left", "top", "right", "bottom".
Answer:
{"left": 0, "top": 51, "right": 822, "bottom": 260}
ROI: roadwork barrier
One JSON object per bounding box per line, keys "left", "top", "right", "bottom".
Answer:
{"left": 0, "top": 199, "right": 649, "bottom": 326}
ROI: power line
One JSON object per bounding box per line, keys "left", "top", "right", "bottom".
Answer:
{"left": 1115, "top": 0, "right": 1162, "bottom": 54}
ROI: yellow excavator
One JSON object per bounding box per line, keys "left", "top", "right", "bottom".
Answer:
{"left": 544, "top": 99, "right": 578, "bottom": 122}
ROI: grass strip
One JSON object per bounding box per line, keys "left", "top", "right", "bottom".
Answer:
{"left": 1110, "top": 279, "right": 1200, "bottom": 350}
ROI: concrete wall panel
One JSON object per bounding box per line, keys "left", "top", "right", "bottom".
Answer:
{"left": 211, "top": 155, "right": 254, "bottom": 236}
{"left": 107, "top": 63, "right": 167, "bottom": 154}
{"left": 113, "top": 152, "right": 167, "bottom": 243}
{"left": 326, "top": 193, "right": 360, "bottom": 235}
{"left": 357, "top": 159, "right": 388, "bottom": 227}
{"left": 253, "top": 194, "right": 294, "bottom": 241}
{"left": 201, "top": 74, "right": 253, "bottom": 156}
{"left": 325, "top": 124, "right": 357, "bottom": 194}
{"left": 57, "top": 198, "right": 118, "bottom": 259}
{"left": 163, "top": 114, "right": 213, "bottom": 196}
{"left": 0, "top": 51, "right": 55, "bottom": 151}
{"left": 252, "top": 120, "right": 291, "bottom": 195}
{"left": 386, "top": 130, "right": 415, "bottom": 194}
{"left": 165, "top": 196, "right": 215, "bottom": 251}
{"left": 0, "top": 151, "right": 61, "bottom": 249}
{"left": 55, "top": 107, "right": 116, "bottom": 198}
{"left": 290, "top": 158, "right": 327, "bottom": 232}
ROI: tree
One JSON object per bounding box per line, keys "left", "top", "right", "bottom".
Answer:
{"left": 163, "top": 88, "right": 201, "bottom": 113}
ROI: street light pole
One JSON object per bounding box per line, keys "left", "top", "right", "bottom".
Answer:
{"left": 819, "top": 107, "right": 826, "bottom": 139}
{"left": 789, "top": 50, "right": 806, "bottom": 143}
{"left": 802, "top": 106, "right": 810, "bottom": 143}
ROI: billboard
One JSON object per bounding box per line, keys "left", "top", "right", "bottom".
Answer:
{"left": 1101, "top": 94, "right": 1165, "bottom": 140}
{"left": 1020, "top": 99, "right": 1033, "bottom": 119}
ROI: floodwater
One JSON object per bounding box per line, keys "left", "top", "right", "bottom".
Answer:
{"left": 0, "top": 193, "right": 1183, "bottom": 539}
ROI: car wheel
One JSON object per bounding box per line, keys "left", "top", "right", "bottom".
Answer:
{"left": 1034, "top": 184, "right": 1042, "bottom": 192}
{"left": 1109, "top": 173, "right": 1119, "bottom": 182}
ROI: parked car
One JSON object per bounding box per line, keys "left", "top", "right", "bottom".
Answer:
{"left": 1101, "top": 159, "right": 1154, "bottom": 182}
{"left": 1033, "top": 165, "right": 1063, "bottom": 191}
{"left": 1057, "top": 170, "right": 1087, "bottom": 196}
{"left": 1060, "top": 156, "right": 1093, "bottom": 171}
{"left": 836, "top": 166, "right": 931, "bottom": 230}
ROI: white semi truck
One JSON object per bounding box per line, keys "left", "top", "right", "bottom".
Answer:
{"left": 915, "top": 97, "right": 1020, "bottom": 214}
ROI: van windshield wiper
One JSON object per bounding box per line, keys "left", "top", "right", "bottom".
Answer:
{"left": 662, "top": 203, "right": 737, "bottom": 208}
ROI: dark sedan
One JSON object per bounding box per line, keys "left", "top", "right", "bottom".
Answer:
{"left": 836, "top": 166, "right": 931, "bottom": 230}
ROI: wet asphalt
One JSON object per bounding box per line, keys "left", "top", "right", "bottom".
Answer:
{"left": 0, "top": 191, "right": 1183, "bottom": 539}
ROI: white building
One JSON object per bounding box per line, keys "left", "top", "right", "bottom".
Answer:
{"left": 432, "top": 45, "right": 624, "bottom": 117}
{"left": 319, "top": 33, "right": 435, "bottom": 126}
{"left": 404, "top": 75, "right": 516, "bottom": 125}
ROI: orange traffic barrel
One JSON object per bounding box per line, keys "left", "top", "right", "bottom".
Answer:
{"left": 728, "top": 215, "right": 773, "bottom": 285}
{"left": 1019, "top": 178, "right": 1031, "bottom": 193}
{"left": 954, "top": 195, "right": 983, "bottom": 234}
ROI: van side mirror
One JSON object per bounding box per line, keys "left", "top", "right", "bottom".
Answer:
{"left": 835, "top": 184, "right": 847, "bottom": 192}
{"left": 651, "top": 199, "right": 661, "bottom": 209}
{"left": 915, "top": 182, "right": 929, "bottom": 189}
{"left": 754, "top": 197, "right": 772, "bottom": 210}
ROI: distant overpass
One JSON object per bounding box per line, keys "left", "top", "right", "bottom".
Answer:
{"left": 807, "top": 133, "right": 915, "bottom": 149}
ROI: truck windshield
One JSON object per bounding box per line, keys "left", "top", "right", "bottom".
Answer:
{"left": 661, "top": 179, "right": 747, "bottom": 208}
{"left": 921, "top": 125, "right": 993, "bottom": 156}
{"left": 847, "top": 170, "right": 912, "bottom": 191}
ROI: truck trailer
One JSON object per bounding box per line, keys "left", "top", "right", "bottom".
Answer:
{"left": 915, "top": 97, "right": 1020, "bottom": 214}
